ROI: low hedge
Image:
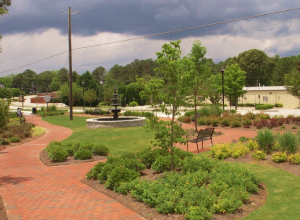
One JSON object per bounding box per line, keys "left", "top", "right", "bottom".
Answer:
{"left": 255, "top": 104, "right": 274, "bottom": 110}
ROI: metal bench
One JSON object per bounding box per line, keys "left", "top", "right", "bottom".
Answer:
{"left": 186, "top": 127, "right": 215, "bottom": 153}
{"left": 93, "top": 108, "right": 101, "bottom": 115}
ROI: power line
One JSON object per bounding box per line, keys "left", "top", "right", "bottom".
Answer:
{"left": 72, "top": 7, "right": 300, "bottom": 51}
{"left": 1, "top": 6, "right": 300, "bottom": 74}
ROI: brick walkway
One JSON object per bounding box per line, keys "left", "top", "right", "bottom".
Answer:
{"left": 0, "top": 115, "right": 257, "bottom": 220}
{"left": 0, "top": 115, "right": 143, "bottom": 220}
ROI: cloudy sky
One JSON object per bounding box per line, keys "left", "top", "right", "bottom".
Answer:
{"left": 0, "top": 0, "right": 300, "bottom": 77}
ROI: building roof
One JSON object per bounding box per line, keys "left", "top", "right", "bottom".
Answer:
{"left": 243, "top": 86, "right": 286, "bottom": 91}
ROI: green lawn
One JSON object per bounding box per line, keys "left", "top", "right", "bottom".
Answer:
{"left": 43, "top": 115, "right": 300, "bottom": 219}
{"left": 42, "top": 115, "right": 155, "bottom": 156}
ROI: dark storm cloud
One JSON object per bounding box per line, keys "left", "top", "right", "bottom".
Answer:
{"left": 1, "top": 0, "right": 300, "bottom": 39}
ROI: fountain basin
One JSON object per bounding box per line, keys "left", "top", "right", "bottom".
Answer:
{"left": 86, "top": 116, "right": 146, "bottom": 129}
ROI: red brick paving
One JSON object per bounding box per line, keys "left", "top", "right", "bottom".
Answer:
{"left": 0, "top": 115, "right": 144, "bottom": 220}
{"left": 0, "top": 115, "right": 257, "bottom": 220}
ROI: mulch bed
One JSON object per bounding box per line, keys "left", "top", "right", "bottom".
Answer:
{"left": 82, "top": 169, "right": 267, "bottom": 220}
{"left": 39, "top": 149, "right": 106, "bottom": 166}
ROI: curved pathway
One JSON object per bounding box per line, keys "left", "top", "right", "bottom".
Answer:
{"left": 0, "top": 115, "right": 143, "bottom": 220}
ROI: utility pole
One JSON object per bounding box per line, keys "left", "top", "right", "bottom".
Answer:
{"left": 63, "top": 7, "right": 77, "bottom": 120}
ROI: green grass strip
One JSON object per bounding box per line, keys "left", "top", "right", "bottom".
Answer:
{"left": 43, "top": 115, "right": 155, "bottom": 156}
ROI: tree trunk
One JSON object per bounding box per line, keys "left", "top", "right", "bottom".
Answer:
{"left": 194, "top": 100, "right": 197, "bottom": 132}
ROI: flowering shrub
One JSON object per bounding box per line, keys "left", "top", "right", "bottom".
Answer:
{"left": 272, "top": 152, "right": 288, "bottom": 163}
{"left": 289, "top": 153, "right": 300, "bottom": 165}
{"left": 252, "top": 151, "right": 266, "bottom": 160}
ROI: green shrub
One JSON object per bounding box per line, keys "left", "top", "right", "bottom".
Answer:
{"left": 105, "top": 167, "right": 140, "bottom": 190}
{"left": 46, "top": 145, "right": 68, "bottom": 162}
{"left": 86, "top": 162, "right": 106, "bottom": 180}
{"left": 62, "top": 143, "right": 79, "bottom": 156}
{"left": 184, "top": 111, "right": 195, "bottom": 117}
{"left": 129, "top": 101, "right": 138, "bottom": 107}
{"left": 151, "top": 155, "right": 179, "bottom": 172}
{"left": 255, "top": 104, "right": 274, "bottom": 110}
{"left": 277, "top": 132, "right": 298, "bottom": 154}
{"left": 0, "top": 138, "right": 10, "bottom": 145}
{"left": 210, "top": 118, "right": 219, "bottom": 126}
{"left": 230, "top": 120, "right": 241, "bottom": 128}
{"left": 123, "top": 158, "right": 146, "bottom": 172}
{"left": 211, "top": 143, "right": 232, "bottom": 159}
{"left": 136, "top": 148, "right": 156, "bottom": 169}
{"left": 197, "top": 117, "right": 206, "bottom": 125}
{"left": 32, "top": 127, "right": 45, "bottom": 136}
{"left": 205, "top": 118, "right": 211, "bottom": 126}
{"left": 246, "top": 140, "right": 259, "bottom": 151}
{"left": 8, "top": 136, "right": 22, "bottom": 143}
{"left": 74, "top": 149, "right": 93, "bottom": 160}
{"left": 256, "top": 129, "right": 275, "bottom": 153}
{"left": 220, "top": 118, "right": 230, "bottom": 127}
{"left": 239, "top": 136, "right": 249, "bottom": 142}
{"left": 252, "top": 151, "right": 266, "bottom": 160}
{"left": 275, "top": 103, "right": 283, "bottom": 107}
{"left": 198, "top": 107, "right": 210, "bottom": 117}
{"left": 289, "top": 153, "right": 300, "bottom": 165}
{"left": 177, "top": 115, "right": 190, "bottom": 123}
{"left": 185, "top": 206, "right": 213, "bottom": 220}
{"left": 272, "top": 152, "right": 288, "bottom": 163}
{"left": 230, "top": 109, "right": 237, "bottom": 114}
{"left": 91, "top": 144, "right": 109, "bottom": 156}
{"left": 79, "top": 143, "right": 95, "bottom": 151}
{"left": 209, "top": 105, "right": 223, "bottom": 116}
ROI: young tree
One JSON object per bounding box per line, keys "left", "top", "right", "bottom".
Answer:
{"left": 84, "top": 89, "right": 98, "bottom": 109}
{"left": 59, "top": 83, "right": 82, "bottom": 106}
{"left": 187, "top": 40, "right": 211, "bottom": 131}
{"left": 205, "top": 74, "right": 223, "bottom": 104}
{"left": 0, "top": 99, "right": 10, "bottom": 128}
{"left": 224, "top": 64, "right": 247, "bottom": 110}
{"left": 284, "top": 63, "right": 300, "bottom": 100}
{"left": 147, "top": 40, "right": 191, "bottom": 170}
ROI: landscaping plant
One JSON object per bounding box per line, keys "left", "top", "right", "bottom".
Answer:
{"left": 256, "top": 129, "right": 275, "bottom": 153}
{"left": 252, "top": 151, "right": 266, "bottom": 160}
{"left": 272, "top": 152, "right": 288, "bottom": 163}
{"left": 277, "top": 131, "right": 298, "bottom": 154}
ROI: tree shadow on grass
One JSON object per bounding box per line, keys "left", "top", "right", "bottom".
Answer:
{"left": 0, "top": 176, "right": 33, "bottom": 186}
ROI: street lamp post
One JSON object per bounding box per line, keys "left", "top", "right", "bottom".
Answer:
{"left": 221, "top": 67, "right": 225, "bottom": 110}
{"left": 82, "top": 81, "right": 85, "bottom": 112}
{"left": 21, "top": 87, "right": 24, "bottom": 109}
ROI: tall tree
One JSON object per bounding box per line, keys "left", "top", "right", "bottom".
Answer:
{"left": 147, "top": 40, "right": 190, "bottom": 170}
{"left": 92, "top": 66, "right": 106, "bottom": 83}
{"left": 271, "top": 55, "right": 300, "bottom": 86}
{"left": 83, "top": 89, "right": 98, "bottom": 109}
{"left": 205, "top": 74, "right": 223, "bottom": 104}
{"left": 59, "top": 83, "right": 82, "bottom": 106}
{"left": 230, "top": 49, "right": 276, "bottom": 86}
{"left": 0, "top": 74, "right": 14, "bottom": 87}
{"left": 284, "top": 63, "right": 300, "bottom": 100}
{"left": 224, "top": 64, "right": 247, "bottom": 110}
{"left": 187, "top": 40, "right": 210, "bottom": 131}
{"left": 57, "top": 68, "right": 69, "bottom": 85}
{"left": 35, "top": 71, "right": 56, "bottom": 92}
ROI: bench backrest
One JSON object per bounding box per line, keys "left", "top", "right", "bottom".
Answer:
{"left": 197, "top": 127, "right": 214, "bottom": 139}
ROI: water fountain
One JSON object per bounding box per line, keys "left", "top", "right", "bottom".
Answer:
{"left": 86, "top": 85, "right": 145, "bottom": 129}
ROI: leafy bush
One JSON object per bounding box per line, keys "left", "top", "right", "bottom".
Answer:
{"left": 79, "top": 143, "right": 95, "bottom": 151}
{"left": 86, "top": 162, "right": 106, "bottom": 180}
{"left": 238, "top": 136, "right": 249, "bottom": 142}
{"left": 220, "top": 118, "right": 230, "bottom": 127}
{"left": 205, "top": 118, "right": 211, "bottom": 126}
{"left": 211, "top": 143, "right": 232, "bottom": 159}
{"left": 0, "top": 138, "right": 10, "bottom": 145}
{"left": 184, "top": 111, "right": 196, "bottom": 117}
{"left": 105, "top": 167, "right": 140, "bottom": 190}
{"left": 91, "top": 144, "right": 109, "bottom": 156}
{"left": 129, "top": 101, "right": 138, "bottom": 107}
{"left": 289, "top": 153, "right": 300, "bottom": 165}
{"left": 74, "top": 149, "right": 93, "bottom": 160}
{"left": 256, "top": 129, "right": 275, "bottom": 153}
{"left": 197, "top": 118, "right": 206, "bottom": 125}
{"left": 255, "top": 104, "right": 274, "bottom": 110}
{"left": 46, "top": 141, "right": 68, "bottom": 162}
{"left": 231, "top": 142, "right": 250, "bottom": 159}
{"left": 230, "top": 120, "right": 241, "bottom": 128}
{"left": 8, "top": 136, "right": 22, "bottom": 143}
{"left": 275, "top": 103, "right": 283, "bottom": 107}
{"left": 211, "top": 118, "right": 219, "bottom": 126}
{"left": 177, "top": 116, "right": 190, "bottom": 123}
{"left": 272, "top": 152, "right": 288, "bottom": 163}
{"left": 198, "top": 107, "right": 210, "bottom": 117}
{"left": 246, "top": 140, "right": 259, "bottom": 151}
{"left": 252, "top": 151, "right": 266, "bottom": 160}
{"left": 268, "top": 118, "right": 278, "bottom": 128}
{"left": 151, "top": 155, "right": 179, "bottom": 172}
{"left": 32, "top": 127, "right": 46, "bottom": 136}
{"left": 277, "top": 132, "right": 298, "bottom": 154}
{"left": 242, "top": 119, "right": 252, "bottom": 128}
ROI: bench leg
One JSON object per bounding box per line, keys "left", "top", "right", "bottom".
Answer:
{"left": 196, "top": 142, "right": 199, "bottom": 153}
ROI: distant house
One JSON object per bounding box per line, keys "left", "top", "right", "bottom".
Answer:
{"left": 0, "top": 84, "right": 4, "bottom": 88}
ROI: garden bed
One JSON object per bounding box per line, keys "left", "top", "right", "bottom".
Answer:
{"left": 224, "top": 153, "right": 300, "bottom": 178}
{"left": 39, "top": 149, "right": 106, "bottom": 166}
{"left": 82, "top": 169, "right": 267, "bottom": 220}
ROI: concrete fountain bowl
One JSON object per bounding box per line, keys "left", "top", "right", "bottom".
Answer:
{"left": 86, "top": 116, "right": 146, "bottom": 129}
